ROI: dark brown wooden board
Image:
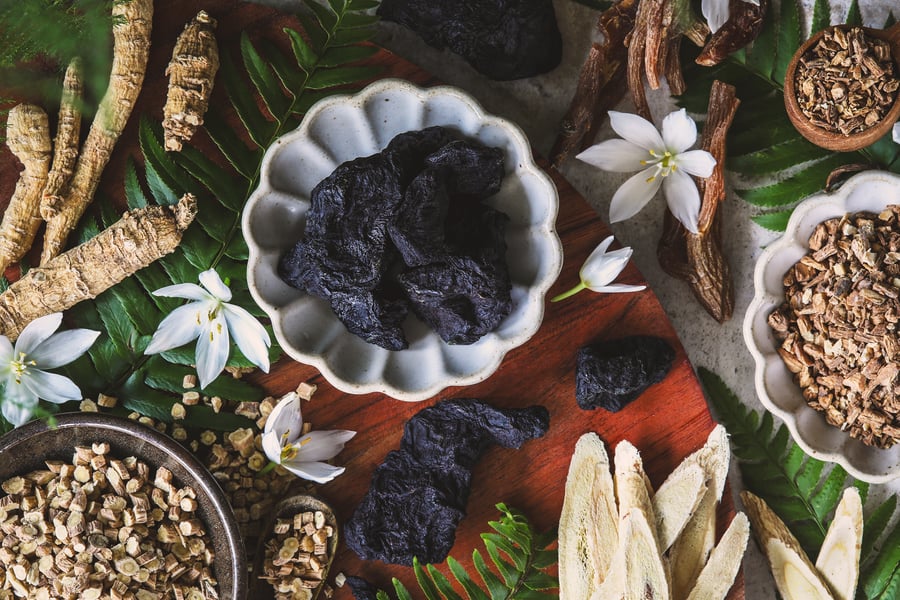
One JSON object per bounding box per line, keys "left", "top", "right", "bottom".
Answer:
{"left": 0, "top": 1, "right": 743, "bottom": 598}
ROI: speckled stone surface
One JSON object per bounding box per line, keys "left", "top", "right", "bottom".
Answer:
{"left": 255, "top": 1, "right": 900, "bottom": 596}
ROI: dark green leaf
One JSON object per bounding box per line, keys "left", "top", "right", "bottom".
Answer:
{"left": 338, "top": 12, "right": 378, "bottom": 29}
{"left": 845, "top": 0, "right": 862, "bottom": 26}
{"left": 773, "top": 0, "right": 801, "bottom": 84}
{"left": 862, "top": 496, "right": 898, "bottom": 564}
{"left": 143, "top": 156, "right": 180, "bottom": 205}
{"left": 473, "top": 550, "right": 507, "bottom": 600}
{"left": 728, "top": 137, "right": 829, "bottom": 175}
{"left": 220, "top": 51, "right": 277, "bottom": 148}
{"left": 139, "top": 118, "right": 198, "bottom": 198}
{"left": 178, "top": 226, "right": 219, "bottom": 271}
{"left": 809, "top": 0, "right": 831, "bottom": 35}
{"left": 391, "top": 579, "right": 414, "bottom": 600}
{"left": 93, "top": 291, "right": 138, "bottom": 357}
{"left": 318, "top": 44, "right": 379, "bottom": 68}
{"left": 173, "top": 145, "right": 245, "bottom": 212}
{"left": 736, "top": 154, "right": 853, "bottom": 208}
{"left": 810, "top": 465, "right": 848, "bottom": 522}
{"left": 862, "top": 522, "right": 900, "bottom": 599}
{"left": 106, "top": 277, "right": 162, "bottom": 335}
{"left": 306, "top": 0, "right": 339, "bottom": 35}
{"left": 202, "top": 111, "right": 260, "bottom": 180}
{"left": 224, "top": 234, "right": 250, "bottom": 261}
{"left": 331, "top": 25, "right": 376, "bottom": 46}
{"left": 240, "top": 32, "right": 291, "bottom": 118}
{"left": 744, "top": 0, "right": 778, "bottom": 79}
{"left": 124, "top": 159, "right": 149, "bottom": 209}
{"left": 306, "top": 65, "right": 376, "bottom": 90}
{"left": 426, "top": 564, "right": 464, "bottom": 600}
{"left": 258, "top": 39, "right": 308, "bottom": 96}
{"left": 447, "top": 557, "right": 491, "bottom": 600}
{"left": 283, "top": 27, "right": 319, "bottom": 71}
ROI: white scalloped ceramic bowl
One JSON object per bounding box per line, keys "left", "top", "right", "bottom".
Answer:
{"left": 243, "top": 79, "right": 562, "bottom": 401}
{"left": 744, "top": 170, "right": 900, "bottom": 483}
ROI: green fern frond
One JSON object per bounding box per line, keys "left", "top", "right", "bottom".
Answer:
{"left": 698, "top": 368, "right": 900, "bottom": 600}
{"left": 678, "top": 0, "right": 900, "bottom": 231}
{"left": 373, "top": 504, "right": 558, "bottom": 600}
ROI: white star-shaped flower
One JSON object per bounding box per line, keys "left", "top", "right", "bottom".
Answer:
{"left": 0, "top": 313, "right": 99, "bottom": 426}
{"left": 145, "top": 269, "right": 271, "bottom": 388}
{"left": 577, "top": 109, "right": 717, "bottom": 234}
{"left": 261, "top": 392, "right": 355, "bottom": 484}
{"left": 702, "top": 0, "right": 761, "bottom": 34}
{"left": 552, "top": 236, "right": 646, "bottom": 302}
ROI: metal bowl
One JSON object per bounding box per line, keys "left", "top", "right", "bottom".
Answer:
{"left": 0, "top": 412, "right": 248, "bottom": 598}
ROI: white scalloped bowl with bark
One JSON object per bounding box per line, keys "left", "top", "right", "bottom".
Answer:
{"left": 243, "top": 79, "right": 562, "bottom": 401}
{"left": 744, "top": 170, "right": 900, "bottom": 483}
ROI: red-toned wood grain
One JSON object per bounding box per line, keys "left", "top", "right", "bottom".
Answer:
{"left": 0, "top": 1, "right": 743, "bottom": 598}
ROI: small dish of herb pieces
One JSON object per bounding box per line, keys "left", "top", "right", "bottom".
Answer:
{"left": 243, "top": 79, "right": 562, "bottom": 401}
{"left": 745, "top": 170, "right": 900, "bottom": 483}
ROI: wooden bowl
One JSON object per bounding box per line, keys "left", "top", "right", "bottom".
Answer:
{"left": 784, "top": 23, "right": 900, "bottom": 151}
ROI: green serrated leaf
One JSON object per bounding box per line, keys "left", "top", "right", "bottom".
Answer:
{"left": 426, "top": 564, "right": 464, "bottom": 600}
{"left": 306, "top": 0, "right": 339, "bottom": 35}
{"left": 306, "top": 65, "right": 376, "bottom": 90}
{"left": 318, "top": 44, "right": 378, "bottom": 68}
{"left": 331, "top": 25, "right": 376, "bottom": 46}
{"left": 139, "top": 118, "right": 198, "bottom": 198}
{"left": 172, "top": 147, "right": 245, "bottom": 212}
{"left": 728, "top": 137, "right": 829, "bottom": 175}
{"left": 736, "top": 154, "right": 853, "bottom": 208}
{"left": 202, "top": 111, "right": 260, "bottom": 180}
{"left": 284, "top": 27, "right": 319, "bottom": 71}
{"left": 338, "top": 12, "right": 378, "bottom": 29}
{"left": 391, "top": 579, "right": 414, "bottom": 600}
{"left": 473, "top": 550, "right": 507, "bottom": 600}
{"left": 862, "top": 522, "right": 900, "bottom": 599}
{"left": 862, "top": 496, "right": 898, "bottom": 563}
{"left": 810, "top": 465, "right": 848, "bottom": 522}
{"left": 178, "top": 226, "right": 219, "bottom": 271}
{"left": 773, "top": 0, "right": 801, "bottom": 85}
{"left": 124, "top": 159, "right": 149, "bottom": 209}
{"left": 240, "top": 32, "right": 291, "bottom": 118}
{"left": 143, "top": 156, "right": 180, "bottom": 205}
{"left": 448, "top": 556, "right": 491, "bottom": 600}
{"left": 809, "top": 0, "right": 831, "bottom": 34}
{"left": 744, "top": 0, "right": 778, "bottom": 79}
{"left": 220, "top": 51, "right": 277, "bottom": 148}
{"left": 93, "top": 291, "right": 138, "bottom": 358}
{"left": 845, "top": 0, "right": 862, "bottom": 26}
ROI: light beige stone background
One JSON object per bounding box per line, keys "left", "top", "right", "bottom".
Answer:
{"left": 256, "top": 0, "right": 899, "bottom": 596}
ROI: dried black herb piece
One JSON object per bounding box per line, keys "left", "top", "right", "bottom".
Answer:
{"left": 377, "top": 0, "right": 563, "bottom": 81}
{"left": 344, "top": 399, "right": 550, "bottom": 565}
{"left": 575, "top": 336, "right": 675, "bottom": 412}
{"left": 329, "top": 289, "right": 409, "bottom": 351}
{"left": 387, "top": 168, "right": 451, "bottom": 267}
{"left": 346, "top": 576, "right": 380, "bottom": 600}
{"left": 424, "top": 139, "right": 504, "bottom": 197}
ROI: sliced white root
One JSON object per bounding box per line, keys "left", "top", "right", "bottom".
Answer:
{"left": 559, "top": 433, "right": 619, "bottom": 599}
{"left": 815, "top": 487, "right": 863, "bottom": 600}
{"left": 652, "top": 462, "right": 707, "bottom": 552}
{"left": 743, "top": 491, "right": 835, "bottom": 600}
{"left": 614, "top": 441, "right": 656, "bottom": 534}
{"left": 594, "top": 510, "right": 670, "bottom": 600}
{"left": 685, "top": 512, "right": 749, "bottom": 600}
{"left": 669, "top": 425, "right": 731, "bottom": 597}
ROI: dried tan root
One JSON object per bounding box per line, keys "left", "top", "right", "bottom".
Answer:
{"left": 643, "top": 0, "right": 671, "bottom": 90}
{"left": 696, "top": 0, "right": 767, "bottom": 66}
{"left": 41, "top": 0, "right": 153, "bottom": 264}
{"left": 596, "top": 509, "right": 670, "bottom": 600}
{"left": 651, "top": 462, "right": 706, "bottom": 552}
{"left": 669, "top": 425, "right": 731, "bottom": 598}
{"left": 685, "top": 513, "right": 750, "bottom": 600}
{"left": 743, "top": 491, "right": 836, "bottom": 600}
{"left": 0, "top": 194, "right": 197, "bottom": 340}
{"left": 626, "top": 0, "right": 653, "bottom": 120}
{"left": 559, "top": 433, "right": 618, "bottom": 599}
{"left": 815, "top": 488, "right": 863, "bottom": 600}
{"left": 41, "top": 57, "right": 84, "bottom": 220}
{"left": 550, "top": 0, "right": 637, "bottom": 167}
{"left": 163, "top": 10, "right": 219, "bottom": 152}
{"left": 0, "top": 105, "right": 52, "bottom": 275}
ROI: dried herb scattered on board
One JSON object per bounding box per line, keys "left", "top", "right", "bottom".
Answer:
{"left": 658, "top": 80, "right": 739, "bottom": 322}
{"left": 768, "top": 207, "right": 900, "bottom": 448}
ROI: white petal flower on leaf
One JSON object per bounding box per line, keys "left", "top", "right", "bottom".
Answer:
{"left": 261, "top": 392, "right": 355, "bottom": 484}
{"left": 551, "top": 236, "right": 646, "bottom": 302}
{"left": 577, "top": 109, "right": 716, "bottom": 234}
{"left": 0, "top": 313, "right": 99, "bottom": 427}
{"left": 145, "top": 269, "right": 271, "bottom": 389}
{"left": 702, "top": 0, "right": 761, "bottom": 33}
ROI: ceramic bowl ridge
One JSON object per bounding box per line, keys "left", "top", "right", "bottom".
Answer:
{"left": 744, "top": 170, "right": 900, "bottom": 483}
{"left": 243, "top": 79, "right": 563, "bottom": 401}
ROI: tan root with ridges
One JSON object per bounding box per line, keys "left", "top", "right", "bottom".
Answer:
{"left": 41, "top": 57, "right": 84, "bottom": 220}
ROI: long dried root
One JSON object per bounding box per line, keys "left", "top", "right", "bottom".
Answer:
{"left": 41, "top": 0, "right": 153, "bottom": 265}
{"left": 163, "top": 11, "right": 219, "bottom": 152}
{"left": 696, "top": 0, "right": 767, "bottom": 66}
{"left": 41, "top": 57, "right": 84, "bottom": 220}
{"left": 0, "top": 194, "right": 197, "bottom": 340}
{"left": 0, "top": 105, "right": 52, "bottom": 275}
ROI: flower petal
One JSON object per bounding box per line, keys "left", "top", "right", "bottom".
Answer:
{"left": 676, "top": 150, "right": 717, "bottom": 178}
{"left": 661, "top": 109, "right": 698, "bottom": 154}
{"left": 2, "top": 387, "right": 38, "bottom": 427}
{"left": 576, "top": 139, "right": 649, "bottom": 172}
{"left": 264, "top": 392, "right": 303, "bottom": 440}
{"left": 0, "top": 336, "right": 13, "bottom": 365}
{"left": 581, "top": 248, "right": 632, "bottom": 290}
{"left": 144, "top": 303, "right": 206, "bottom": 355}
{"left": 261, "top": 431, "right": 283, "bottom": 464}
{"left": 152, "top": 283, "right": 210, "bottom": 301}
{"left": 609, "top": 167, "right": 663, "bottom": 223}
{"left": 593, "top": 283, "right": 647, "bottom": 293}
{"left": 21, "top": 370, "right": 82, "bottom": 404}
{"left": 16, "top": 313, "right": 62, "bottom": 356}
{"left": 195, "top": 312, "right": 230, "bottom": 389}
{"left": 295, "top": 430, "right": 356, "bottom": 462}
{"left": 664, "top": 170, "right": 702, "bottom": 234}
{"left": 199, "top": 269, "right": 232, "bottom": 302}
{"left": 280, "top": 460, "right": 346, "bottom": 484}
{"left": 29, "top": 329, "right": 100, "bottom": 369}
{"left": 609, "top": 111, "right": 664, "bottom": 151}
{"left": 702, "top": 0, "right": 730, "bottom": 33}
{"left": 223, "top": 304, "right": 271, "bottom": 373}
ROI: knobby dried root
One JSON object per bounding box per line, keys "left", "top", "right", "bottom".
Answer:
{"left": 658, "top": 80, "right": 739, "bottom": 322}
{"left": 163, "top": 11, "right": 220, "bottom": 152}
{"left": 41, "top": 0, "right": 153, "bottom": 265}
{"left": 696, "top": 0, "right": 767, "bottom": 66}
{"left": 550, "top": 0, "right": 637, "bottom": 167}
{"left": 41, "top": 57, "right": 84, "bottom": 220}
{"left": 0, "top": 105, "right": 51, "bottom": 275}
{"left": 0, "top": 194, "right": 196, "bottom": 340}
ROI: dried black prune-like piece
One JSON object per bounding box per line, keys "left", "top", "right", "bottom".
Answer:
{"left": 344, "top": 399, "right": 550, "bottom": 566}
{"left": 575, "top": 336, "right": 675, "bottom": 412}
{"left": 330, "top": 289, "right": 409, "bottom": 351}
{"left": 388, "top": 168, "right": 450, "bottom": 267}
{"left": 346, "top": 576, "right": 380, "bottom": 600}
{"left": 377, "top": 0, "right": 562, "bottom": 81}
{"left": 425, "top": 139, "right": 505, "bottom": 197}
{"left": 384, "top": 126, "right": 457, "bottom": 182}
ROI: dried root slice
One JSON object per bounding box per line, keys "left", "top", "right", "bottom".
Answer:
{"left": 163, "top": 10, "right": 219, "bottom": 152}
{"left": 41, "top": 57, "right": 84, "bottom": 220}
{"left": 613, "top": 441, "right": 656, "bottom": 538}
{"left": 667, "top": 425, "right": 730, "bottom": 597}
{"left": 652, "top": 462, "right": 706, "bottom": 552}
{"left": 595, "top": 509, "right": 670, "bottom": 600}
{"left": 815, "top": 487, "right": 863, "bottom": 600}
{"left": 743, "top": 491, "right": 835, "bottom": 600}
{"left": 559, "top": 433, "right": 618, "bottom": 599}
{"left": 685, "top": 513, "right": 749, "bottom": 600}
{"left": 0, "top": 194, "right": 197, "bottom": 340}
{"left": 0, "top": 105, "right": 52, "bottom": 274}
{"left": 696, "top": 0, "right": 767, "bottom": 66}
{"left": 41, "top": 0, "right": 153, "bottom": 264}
